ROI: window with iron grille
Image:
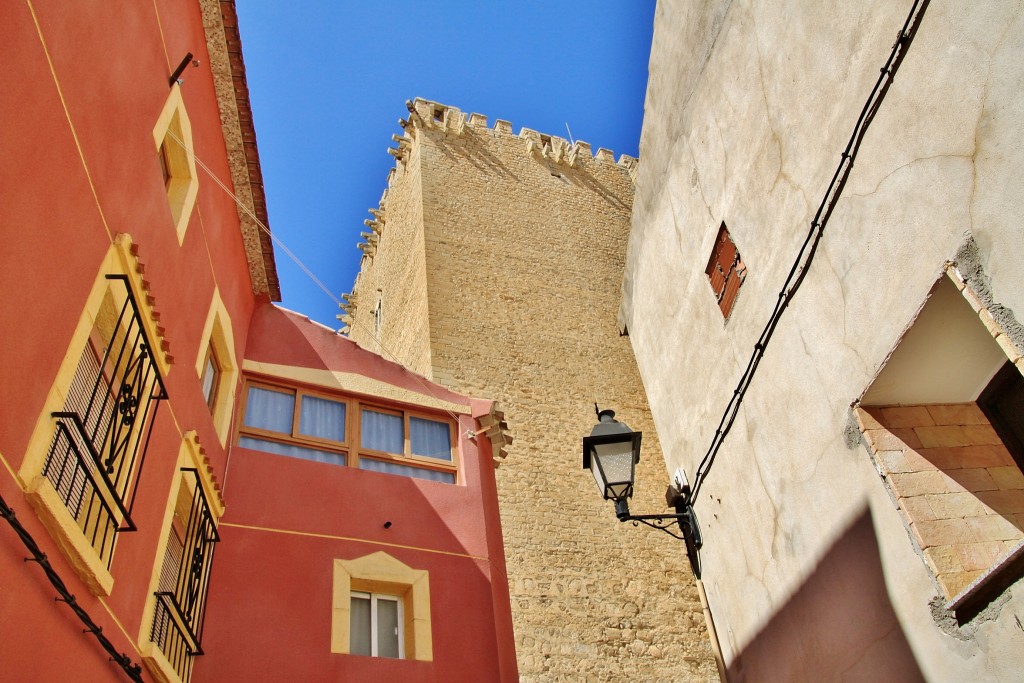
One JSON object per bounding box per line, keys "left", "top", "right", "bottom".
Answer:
{"left": 42, "top": 274, "right": 167, "bottom": 567}
{"left": 150, "top": 468, "right": 220, "bottom": 682}
{"left": 705, "top": 223, "right": 747, "bottom": 319}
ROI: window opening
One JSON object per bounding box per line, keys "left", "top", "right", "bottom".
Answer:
{"left": 350, "top": 592, "right": 403, "bottom": 659}
{"left": 856, "top": 272, "right": 1024, "bottom": 617}
{"left": 150, "top": 468, "right": 220, "bottom": 682}
{"left": 42, "top": 275, "right": 167, "bottom": 566}
{"left": 200, "top": 348, "right": 219, "bottom": 412}
{"left": 978, "top": 361, "right": 1024, "bottom": 471}
{"left": 705, "top": 223, "right": 747, "bottom": 319}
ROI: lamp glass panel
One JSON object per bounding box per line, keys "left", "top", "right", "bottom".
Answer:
{"left": 594, "top": 441, "right": 634, "bottom": 499}
{"left": 589, "top": 447, "right": 607, "bottom": 496}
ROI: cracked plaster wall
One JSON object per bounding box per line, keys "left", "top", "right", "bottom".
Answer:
{"left": 623, "top": 1, "right": 1024, "bottom": 680}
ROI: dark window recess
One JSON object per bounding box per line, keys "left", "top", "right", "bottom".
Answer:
{"left": 978, "top": 360, "right": 1024, "bottom": 471}
{"left": 43, "top": 274, "right": 167, "bottom": 566}
{"left": 151, "top": 468, "right": 220, "bottom": 682}
{"left": 705, "top": 223, "right": 747, "bottom": 319}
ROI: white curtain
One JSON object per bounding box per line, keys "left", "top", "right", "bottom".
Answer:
{"left": 409, "top": 417, "right": 451, "bottom": 460}
{"left": 361, "top": 410, "right": 403, "bottom": 453}
{"left": 243, "top": 387, "right": 294, "bottom": 433}
{"left": 298, "top": 395, "right": 346, "bottom": 442}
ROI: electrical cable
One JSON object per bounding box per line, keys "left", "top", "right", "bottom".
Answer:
{"left": 165, "top": 131, "right": 470, "bottom": 427}
{"left": 689, "top": 0, "right": 932, "bottom": 503}
{"left": 0, "top": 493, "right": 144, "bottom": 681}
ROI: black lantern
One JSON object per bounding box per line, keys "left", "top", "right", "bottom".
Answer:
{"left": 582, "top": 409, "right": 642, "bottom": 503}
{"left": 582, "top": 406, "right": 703, "bottom": 577}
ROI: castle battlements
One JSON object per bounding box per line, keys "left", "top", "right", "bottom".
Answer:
{"left": 338, "top": 97, "right": 638, "bottom": 333}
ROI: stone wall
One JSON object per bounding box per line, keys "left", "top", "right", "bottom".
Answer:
{"left": 348, "top": 99, "right": 717, "bottom": 681}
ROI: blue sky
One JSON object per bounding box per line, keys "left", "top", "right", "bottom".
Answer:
{"left": 235, "top": 1, "right": 656, "bottom": 329}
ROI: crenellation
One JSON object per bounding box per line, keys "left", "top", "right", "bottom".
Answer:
{"left": 468, "top": 112, "right": 488, "bottom": 127}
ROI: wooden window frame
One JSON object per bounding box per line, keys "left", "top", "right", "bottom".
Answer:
{"left": 236, "top": 379, "right": 458, "bottom": 482}
{"left": 238, "top": 381, "right": 351, "bottom": 454}
{"left": 357, "top": 403, "right": 458, "bottom": 480}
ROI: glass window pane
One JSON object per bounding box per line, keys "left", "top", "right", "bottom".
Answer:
{"left": 376, "top": 597, "right": 400, "bottom": 659}
{"left": 238, "top": 436, "right": 345, "bottom": 467}
{"left": 298, "top": 395, "right": 346, "bottom": 442}
{"left": 243, "top": 387, "right": 295, "bottom": 433}
{"left": 201, "top": 355, "right": 217, "bottom": 407}
{"left": 361, "top": 410, "right": 403, "bottom": 454}
{"left": 350, "top": 594, "right": 371, "bottom": 656}
{"left": 410, "top": 417, "right": 451, "bottom": 460}
{"left": 359, "top": 457, "right": 455, "bottom": 484}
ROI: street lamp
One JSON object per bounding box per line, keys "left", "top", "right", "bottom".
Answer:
{"left": 582, "top": 406, "right": 703, "bottom": 577}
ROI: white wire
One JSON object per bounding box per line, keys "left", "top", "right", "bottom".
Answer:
{"left": 165, "top": 130, "right": 472, "bottom": 427}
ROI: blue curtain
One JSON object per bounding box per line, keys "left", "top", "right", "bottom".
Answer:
{"left": 409, "top": 417, "right": 451, "bottom": 460}
{"left": 298, "top": 395, "right": 346, "bottom": 442}
{"left": 361, "top": 410, "right": 403, "bottom": 453}
{"left": 243, "top": 387, "right": 294, "bottom": 433}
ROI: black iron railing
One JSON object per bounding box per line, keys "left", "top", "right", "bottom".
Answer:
{"left": 42, "top": 274, "right": 166, "bottom": 566}
{"left": 151, "top": 468, "right": 219, "bottom": 681}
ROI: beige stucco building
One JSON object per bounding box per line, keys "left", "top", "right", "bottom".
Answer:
{"left": 621, "top": 0, "right": 1024, "bottom": 680}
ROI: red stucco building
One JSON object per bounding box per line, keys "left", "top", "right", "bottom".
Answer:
{"left": 0, "top": 1, "right": 517, "bottom": 681}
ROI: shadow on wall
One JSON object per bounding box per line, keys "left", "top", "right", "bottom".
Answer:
{"left": 728, "top": 509, "right": 924, "bottom": 683}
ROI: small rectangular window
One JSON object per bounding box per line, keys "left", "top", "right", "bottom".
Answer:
{"left": 349, "top": 592, "right": 403, "bottom": 659}
{"left": 243, "top": 386, "right": 296, "bottom": 434}
{"left": 200, "top": 349, "right": 219, "bottom": 412}
{"left": 361, "top": 409, "right": 403, "bottom": 454}
{"left": 705, "top": 223, "right": 746, "bottom": 319}
{"left": 298, "top": 395, "right": 347, "bottom": 442}
{"left": 410, "top": 416, "right": 452, "bottom": 460}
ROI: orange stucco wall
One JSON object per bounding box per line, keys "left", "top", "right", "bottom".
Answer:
{"left": 0, "top": 3, "right": 515, "bottom": 680}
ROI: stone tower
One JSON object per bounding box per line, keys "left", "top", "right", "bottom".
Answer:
{"left": 343, "top": 98, "right": 716, "bottom": 681}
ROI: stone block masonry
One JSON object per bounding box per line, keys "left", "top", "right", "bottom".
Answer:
{"left": 346, "top": 99, "right": 717, "bottom": 681}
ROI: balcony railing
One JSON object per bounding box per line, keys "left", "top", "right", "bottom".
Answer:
{"left": 42, "top": 274, "right": 166, "bottom": 565}
{"left": 151, "top": 468, "right": 220, "bottom": 682}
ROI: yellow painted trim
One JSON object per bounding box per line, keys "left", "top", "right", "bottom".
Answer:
{"left": 149, "top": 0, "right": 171, "bottom": 71}
{"left": 112, "top": 234, "right": 172, "bottom": 377}
{"left": 181, "top": 430, "right": 226, "bottom": 517}
{"left": 26, "top": 0, "right": 113, "bottom": 242}
{"left": 141, "top": 640, "right": 182, "bottom": 683}
{"left": 152, "top": 85, "right": 198, "bottom": 243}
{"left": 219, "top": 521, "right": 489, "bottom": 562}
{"left": 242, "top": 360, "right": 470, "bottom": 415}
{"left": 24, "top": 475, "right": 114, "bottom": 596}
{"left": 18, "top": 237, "right": 171, "bottom": 486}
{"left": 136, "top": 434, "right": 223, "bottom": 663}
{"left": 195, "top": 289, "right": 239, "bottom": 447}
{"left": 332, "top": 552, "right": 433, "bottom": 661}
{"left": 96, "top": 595, "right": 144, "bottom": 658}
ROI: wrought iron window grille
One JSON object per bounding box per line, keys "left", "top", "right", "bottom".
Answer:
{"left": 151, "top": 468, "right": 220, "bottom": 682}
{"left": 42, "top": 274, "right": 167, "bottom": 566}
